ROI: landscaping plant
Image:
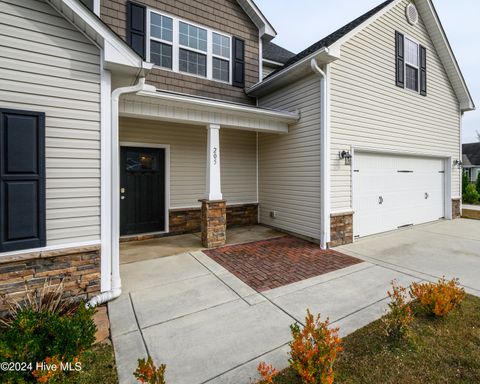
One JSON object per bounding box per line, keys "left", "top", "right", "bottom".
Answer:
{"left": 288, "top": 310, "right": 343, "bottom": 384}
{"left": 382, "top": 280, "right": 414, "bottom": 341}
{"left": 134, "top": 356, "right": 166, "bottom": 384}
{"left": 462, "top": 171, "right": 470, "bottom": 195}
{"left": 476, "top": 174, "right": 480, "bottom": 195}
{"left": 256, "top": 362, "right": 279, "bottom": 384}
{"left": 463, "top": 183, "right": 480, "bottom": 204}
{"left": 410, "top": 277, "right": 465, "bottom": 316}
{"left": 0, "top": 279, "right": 96, "bottom": 383}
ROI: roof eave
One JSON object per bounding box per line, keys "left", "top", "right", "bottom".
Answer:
{"left": 236, "top": 0, "right": 276, "bottom": 40}
{"left": 415, "top": 0, "right": 475, "bottom": 113}
{"left": 135, "top": 90, "right": 299, "bottom": 123}
{"left": 48, "top": 0, "right": 152, "bottom": 76}
{"left": 247, "top": 47, "right": 339, "bottom": 97}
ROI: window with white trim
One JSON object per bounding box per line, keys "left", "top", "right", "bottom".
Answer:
{"left": 147, "top": 9, "right": 232, "bottom": 84}
{"left": 212, "top": 32, "right": 230, "bottom": 82}
{"left": 404, "top": 37, "right": 419, "bottom": 92}
{"left": 149, "top": 13, "right": 173, "bottom": 69}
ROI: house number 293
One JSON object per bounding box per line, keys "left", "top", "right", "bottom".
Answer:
{"left": 213, "top": 147, "right": 218, "bottom": 165}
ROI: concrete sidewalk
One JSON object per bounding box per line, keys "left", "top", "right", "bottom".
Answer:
{"left": 109, "top": 219, "right": 480, "bottom": 384}
{"left": 109, "top": 254, "right": 417, "bottom": 384}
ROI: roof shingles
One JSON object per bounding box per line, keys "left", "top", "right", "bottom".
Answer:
{"left": 263, "top": 42, "right": 295, "bottom": 64}
{"left": 266, "top": 0, "right": 394, "bottom": 78}
{"left": 463, "top": 143, "right": 480, "bottom": 166}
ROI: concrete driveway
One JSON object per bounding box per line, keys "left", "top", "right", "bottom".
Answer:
{"left": 109, "top": 219, "right": 480, "bottom": 384}
{"left": 337, "top": 219, "right": 480, "bottom": 295}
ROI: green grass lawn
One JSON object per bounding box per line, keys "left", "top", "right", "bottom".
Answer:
{"left": 269, "top": 294, "right": 480, "bottom": 384}
{"left": 63, "top": 343, "right": 118, "bottom": 384}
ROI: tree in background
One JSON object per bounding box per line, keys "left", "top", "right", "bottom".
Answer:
{"left": 462, "top": 171, "right": 470, "bottom": 195}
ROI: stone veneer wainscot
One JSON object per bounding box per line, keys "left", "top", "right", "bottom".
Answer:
{"left": 0, "top": 245, "right": 101, "bottom": 316}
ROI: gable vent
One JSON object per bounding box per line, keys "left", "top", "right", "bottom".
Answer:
{"left": 406, "top": 3, "right": 419, "bottom": 26}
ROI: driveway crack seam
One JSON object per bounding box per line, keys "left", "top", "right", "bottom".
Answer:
{"left": 189, "top": 252, "right": 251, "bottom": 306}
{"left": 129, "top": 293, "right": 151, "bottom": 356}
{"left": 342, "top": 250, "right": 480, "bottom": 293}
{"left": 330, "top": 296, "right": 389, "bottom": 325}
{"left": 200, "top": 341, "right": 290, "bottom": 384}
{"left": 264, "top": 264, "right": 375, "bottom": 300}
{"left": 139, "top": 298, "right": 241, "bottom": 331}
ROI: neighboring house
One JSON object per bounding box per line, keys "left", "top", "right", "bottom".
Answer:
{"left": 0, "top": 0, "right": 474, "bottom": 307}
{"left": 463, "top": 142, "right": 480, "bottom": 182}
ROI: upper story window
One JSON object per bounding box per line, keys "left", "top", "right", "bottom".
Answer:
{"left": 395, "top": 31, "right": 427, "bottom": 96}
{"left": 404, "top": 37, "right": 419, "bottom": 92}
{"left": 150, "top": 13, "right": 173, "bottom": 69}
{"left": 147, "top": 9, "right": 232, "bottom": 84}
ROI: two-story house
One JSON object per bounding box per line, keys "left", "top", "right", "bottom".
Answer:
{"left": 0, "top": 0, "right": 474, "bottom": 309}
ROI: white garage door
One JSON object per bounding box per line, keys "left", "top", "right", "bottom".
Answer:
{"left": 353, "top": 152, "right": 445, "bottom": 238}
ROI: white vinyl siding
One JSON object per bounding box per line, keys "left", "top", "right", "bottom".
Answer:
{"left": 0, "top": 0, "right": 101, "bottom": 246}
{"left": 329, "top": 0, "right": 461, "bottom": 213}
{"left": 258, "top": 74, "right": 321, "bottom": 240}
{"left": 119, "top": 117, "right": 257, "bottom": 208}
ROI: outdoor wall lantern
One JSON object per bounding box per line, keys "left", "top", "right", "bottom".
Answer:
{"left": 339, "top": 150, "right": 352, "bottom": 166}
{"left": 453, "top": 159, "right": 463, "bottom": 169}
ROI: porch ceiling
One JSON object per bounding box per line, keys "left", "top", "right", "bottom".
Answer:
{"left": 119, "top": 90, "right": 299, "bottom": 133}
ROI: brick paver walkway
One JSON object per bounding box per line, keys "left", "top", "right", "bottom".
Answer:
{"left": 204, "top": 236, "right": 362, "bottom": 292}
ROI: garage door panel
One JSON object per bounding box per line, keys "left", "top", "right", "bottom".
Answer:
{"left": 353, "top": 153, "right": 445, "bottom": 238}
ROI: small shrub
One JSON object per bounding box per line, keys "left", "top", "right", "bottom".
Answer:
{"left": 289, "top": 310, "right": 343, "bottom": 384}
{"left": 463, "top": 183, "right": 479, "bottom": 204}
{"left": 0, "top": 280, "right": 96, "bottom": 383}
{"left": 410, "top": 277, "right": 466, "bottom": 316}
{"left": 476, "top": 175, "right": 480, "bottom": 195}
{"left": 256, "top": 362, "right": 278, "bottom": 383}
{"left": 382, "top": 280, "right": 414, "bottom": 341}
{"left": 134, "top": 356, "right": 166, "bottom": 384}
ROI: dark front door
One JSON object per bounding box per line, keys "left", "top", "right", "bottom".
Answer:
{"left": 120, "top": 146, "right": 165, "bottom": 236}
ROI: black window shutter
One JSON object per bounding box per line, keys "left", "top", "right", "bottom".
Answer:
{"left": 395, "top": 31, "right": 405, "bottom": 88}
{"left": 419, "top": 45, "right": 427, "bottom": 96}
{"left": 0, "top": 109, "right": 46, "bottom": 252}
{"left": 232, "top": 37, "right": 245, "bottom": 88}
{"left": 127, "top": 1, "right": 146, "bottom": 59}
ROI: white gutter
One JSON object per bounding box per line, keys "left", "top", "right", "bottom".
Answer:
{"left": 87, "top": 77, "right": 151, "bottom": 308}
{"left": 247, "top": 47, "right": 331, "bottom": 96}
{"left": 310, "top": 59, "right": 331, "bottom": 250}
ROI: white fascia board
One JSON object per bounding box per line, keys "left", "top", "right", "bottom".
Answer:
{"left": 328, "top": 0, "right": 401, "bottom": 51}
{"left": 325, "top": 0, "right": 474, "bottom": 112}
{"left": 247, "top": 48, "right": 339, "bottom": 97}
{"left": 52, "top": 0, "right": 147, "bottom": 71}
{"left": 135, "top": 90, "right": 299, "bottom": 122}
{"left": 416, "top": 0, "right": 475, "bottom": 112}
{"left": 236, "top": 0, "right": 276, "bottom": 39}
{"left": 262, "top": 59, "right": 285, "bottom": 67}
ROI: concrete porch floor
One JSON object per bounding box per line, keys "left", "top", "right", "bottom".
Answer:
{"left": 120, "top": 225, "right": 284, "bottom": 264}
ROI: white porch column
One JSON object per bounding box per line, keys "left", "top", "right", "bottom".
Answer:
{"left": 206, "top": 124, "right": 223, "bottom": 200}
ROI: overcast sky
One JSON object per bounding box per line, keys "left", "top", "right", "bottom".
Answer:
{"left": 256, "top": 0, "right": 479, "bottom": 144}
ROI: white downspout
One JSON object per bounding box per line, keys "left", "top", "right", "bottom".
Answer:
{"left": 311, "top": 58, "right": 331, "bottom": 250}
{"left": 87, "top": 77, "right": 149, "bottom": 308}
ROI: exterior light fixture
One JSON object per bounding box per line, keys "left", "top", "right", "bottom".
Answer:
{"left": 453, "top": 159, "right": 463, "bottom": 169}
{"left": 339, "top": 150, "right": 352, "bottom": 166}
